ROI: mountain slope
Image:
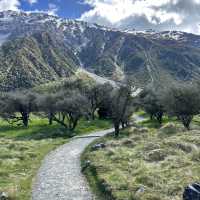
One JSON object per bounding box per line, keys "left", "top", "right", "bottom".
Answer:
{"left": 0, "top": 11, "right": 200, "bottom": 90}
{"left": 0, "top": 31, "right": 79, "bottom": 90}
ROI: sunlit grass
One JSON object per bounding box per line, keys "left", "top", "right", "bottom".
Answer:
{"left": 0, "top": 116, "right": 111, "bottom": 200}
{"left": 83, "top": 120, "right": 200, "bottom": 200}
{"left": 0, "top": 138, "right": 66, "bottom": 200}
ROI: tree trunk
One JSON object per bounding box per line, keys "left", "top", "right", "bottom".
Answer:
{"left": 180, "top": 115, "right": 193, "bottom": 130}
{"left": 48, "top": 112, "right": 53, "bottom": 125}
{"left": 22, "top": 112, "right": 29, "bottom": 127}
{"left": 114, "top": 122, "right": 120, "bottom": 137}
{"left": 53, "top": 116, "right": 68, "bottom": 129}
{"left": 155, "top": 112, "right": 163, "bottom": 125}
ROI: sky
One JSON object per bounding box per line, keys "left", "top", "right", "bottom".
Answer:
{"left": 0, "top": 0, "right": 200, "bottom": 34}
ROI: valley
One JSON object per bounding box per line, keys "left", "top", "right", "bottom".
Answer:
{"left": 0, "top": 10, "right": 199, "bottom": 200}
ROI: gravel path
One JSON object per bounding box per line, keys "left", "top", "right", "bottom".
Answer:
{"left": 32, "top": 128, "right": 114, "bottom": 200}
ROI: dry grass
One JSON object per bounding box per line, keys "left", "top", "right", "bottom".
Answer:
{"left": 83, "top": 124, "right": 200, "bottom": 200}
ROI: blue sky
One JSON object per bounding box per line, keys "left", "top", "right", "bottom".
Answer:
{"left": 20, "top": 0, "right": 91, "bottom": 19}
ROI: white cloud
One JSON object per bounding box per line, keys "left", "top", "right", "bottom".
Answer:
{"left": 25, "top": 4, "right": 59, "bottom": 16}
{"left": 47, "top": 3, "right": 59, "bottom": 15}
{"left": 0, "top": 0, "right": 20, "bottom": 11}
{"left": 0, "top": 0, "right": 58, "bottom": 16}
{"left": 80, "top": 0, "right": 200, "bottom": 34}
{"left": 0, "top": 0, "right": 37, "bottom": 11}
{"left": 27, "top": 0, "right": 38, "bottom": 5}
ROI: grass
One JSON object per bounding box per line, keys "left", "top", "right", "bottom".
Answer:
{"left": 0, "top": 116, "right": 111, "bottom": 200}
{"left": 0, "top": 138, "right": 66, "bottom": 200}
{"left": 139, "top": 116, "right": 177, "bottom": 129}
{"left": 82, "top": 118, "right": 200, "bottom": 200}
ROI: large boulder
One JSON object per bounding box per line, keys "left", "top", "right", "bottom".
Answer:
{"left": 0, "top": 192, "right": 8, "bottom": 200}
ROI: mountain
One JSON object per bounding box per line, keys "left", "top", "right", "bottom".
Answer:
{"left": 0, "top": 10, "right": 200, "bottom": 91}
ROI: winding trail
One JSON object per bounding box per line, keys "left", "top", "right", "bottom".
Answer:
{"left": 32, "top": 128, "right": 114, "bottom": 200}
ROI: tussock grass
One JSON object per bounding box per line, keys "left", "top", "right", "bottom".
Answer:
{"left": 0, "top": 138, "right": 65, "bottom": 200}
{"left": 0, "top": 116, "right": 111, "bottom": 200}
{"left": 83, "top": 124, "right": 200, "bottom": 200}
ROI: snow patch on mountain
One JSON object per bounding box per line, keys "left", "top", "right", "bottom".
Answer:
{"left": 0, "top": 33, "right": 10, "bottom": 46}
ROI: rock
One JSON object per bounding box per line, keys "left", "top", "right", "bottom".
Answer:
{"left": 136, "top": 186, "right": 145, "bottom": 194}
{"left": 146, "top": 149, "right": 167, "bottom": 162}
{"left": 183, "top": 183, "right": 200, "bottom": 200}
{"left": 177, "top": 143, "right": 193, "bottom": 153}
{"left": 81, "top": 160, "right": 91, "bottom": 172}
{"left": 159, "top": 123, "right": 178, "bottom": 135}
{"left": 0, "top": 192, "right": 8, "bottom": 200}
{"left": 92, "top": 143, "right": 106, "bottom": 151}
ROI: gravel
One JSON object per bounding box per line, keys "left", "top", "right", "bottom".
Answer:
{"left": 32, "top": 128, "right": 114, "bottom": 200}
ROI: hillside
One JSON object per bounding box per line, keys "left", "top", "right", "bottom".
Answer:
{"left": 0, "top": 11, "right": 200, "bottom": 90}
{"left": 82, "top": 122, "right": 200, "bottom": 200}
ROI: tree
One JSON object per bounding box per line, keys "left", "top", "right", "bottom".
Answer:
{"left": 113, "top": 86, "right": 134, "bottom": 136}
{"left": 37, "top": 89, "right": 90, "bottom": 132}
{"left": 36, "top": 93, "right": 58, "bottom": 125}
{"left": 82, "top": 83, "right": 103, "bottom": 120}
{"left": 101, "top": 83, "right": 134, "bottom": 137}
{"left": 96, "top": 83, "right": 114, "bottom": 119}
{"left": 63, "top": 78, "right": 102, "bottom": 120}
{"left": 0, "top": 91, "right": 37, "bottom": 127}
{"left": 139, "top": 87, "right": 164, "bottom": 124}
{"left": 162, "top": 84, "right": 200, "bottom": 130}
{"left": 54, "top": 90, "right": 90, "bottom": 131}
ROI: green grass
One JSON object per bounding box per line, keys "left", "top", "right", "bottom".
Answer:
{"left": 139, "top": 116, "right": 177, "bottom": 129}
{"left": 0, "top": 116, "right": 111, "bottom": 140}
{"left": 135, "top": 110, "right": 148, "bottom": 118}
{"left": 0, "top": 138, "right": 66, "bottom": 200}
{"left": 0, "top": 116, "right": 111, "bottom": 200}
{"left": 139, "top": 113, "right": 200, "bottom": 130}
{"left": 83, "top": 122, "right": 200, "bottom": 200}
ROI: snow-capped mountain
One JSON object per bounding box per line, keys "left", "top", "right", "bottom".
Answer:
{"left": 0, "top": 10, "right": 200, "bottom": 91}
{"left": 1, "top": 10, "right": 200, "bottom": 49}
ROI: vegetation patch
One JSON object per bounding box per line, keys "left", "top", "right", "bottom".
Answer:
{"left": 0, "top": 117, "right": 111, "bottom": 200}
{"left": 82, "top": 125, "right": 200, "bottom": 200}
